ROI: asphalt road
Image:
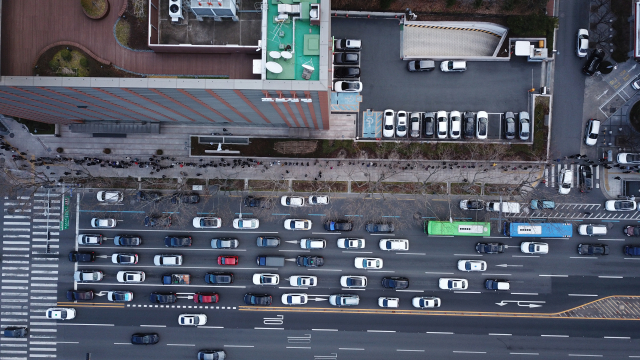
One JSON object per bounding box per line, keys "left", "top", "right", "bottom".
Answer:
{"left": 548, "top": 0, "right": 590, "bottom": 158}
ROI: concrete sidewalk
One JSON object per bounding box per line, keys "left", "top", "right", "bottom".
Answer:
{"left": 0, "top": 116, "right": 547, "bottom": 192}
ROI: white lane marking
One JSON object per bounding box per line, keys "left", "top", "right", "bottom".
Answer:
{"left": 539, "top": 275, "right": 568, "bottom": 277}
{"left": 603, "top": 336, "right": 630, "bottom": 339}
{"left": 511, "top": 293, "right": 538, "bottom": 295}
{"left": 166, "top": 344, "right": 196, "bottom": 346}
{"left": 513, "top": 255, "right": 539, "bottom": 258}
{"left": 567, "top": 355, "right": 602, "bottom": 357}
{"left": 510, "top": 352, "right": 539, "bottom": 355}
{"left": 454, "top": 351, "right": 487, "bottom": 354}
{"left": 427, "top": 332, "right": 454, "bottom": 334}
{"left": 397, "top": 349, "right": 425, "bottom": 352}
{"left": 342, "top": 251, "right": 373, "bottom": 254}
{"left": 254, "top": 327, "right": 284, "bottom": 330}
{"left": 485, "top": 273, "right": 511, "bottom": 276}
{"left": 489, "top": 333, "right": 512, "bottom": 336}
{"left": 455, "top": 291, "right": 481, "bottom": 294}
{"left": 312, "top": 329, "right": 338, "bottom": 331}
{"left": 541, "top": 335, "right": 569, "bottom": 337}
{"left": 339, "top": 348, "right": 364, "bottom": 350}
{"left": 396, "top": 289, "right": 424, "bottom": 293}
{"left": 598, "top": 276, "right": 623, "bottom": 278}
{"left": 307, "top": 269, "right": 342, "bottom": 272}
{"left": 367, "top": 330, "right": 395, "bottom": 333}
{"left": 341, "top": 288, "right": 365, "bottom": 291}
{"left": 597, "top": 238, "right": 625, "bottom": 241}
{"left": 425, "top": 272, "right": 454, "bottom": 275}
{"left": 140, "top": 325, "right": 166, "bottom": 327}
{"left": 286, "top": 346, "right": 311, "bottom": 349}
{"left": 57, "top": 323, "right": 114, "bottom": 326}
{"left": 568, "top": 294, "right": 598, "bottom": 297}
{"left": 396, "top": 253, "right": 425, "bottom": 255}
{"left": 454, "top": 254, "right": 483, "bottom": 257}
{"left": 366, "top": 270, "right": 394, "bottom": 273}
{"left": 224, "top": 345, "right": 255, "bottom": 347}
{"left": 198, "top": 326, "right": 224, "bottom": 329}
{"left": 570, "top": 257, "right": 598, "bottom": 259}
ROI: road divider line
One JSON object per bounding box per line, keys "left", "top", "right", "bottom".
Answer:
{"left": 312, "top": 329, "right": 338, "bottom": 331}
{"left": 341, "top": 251, "right": 373, "bottom": 254}
{"left": 367, "top": 330, "right": 395, "bottom": 333}
{"left": 455, "top": 291, "right": 481, "bottom": 294}
{"left": 224, "top": 345, "right": 254, "bottom": 347}
{"left": 427, "top": 332, "right": 453, "bottom": 334}
{"left": 397, "top": 253, "right": 426, "bottom": 255}
{"left": 539, "top": 275, "right": 569, "bottom": 277}
{"left": 489, "top": 333, "right": 512, "bottom": 336}
{"left": 339, "top": 348, "right": 364, "bottom": 350}
{"left": 396, "top": 289, "right": 424, "bottom": 293}
{"left": 453, "top": 351, "right": 486, "bottom": 354}
{"left": 485, "top": 273, "right": 512, "bottom": 276}
{"left": 453, "top": 254, "right": 483, "bottom": 257}
{"left": 568, "top": 354, "right": 602, "bottom": 357}
{"left": 541, "top": 334, "right": 568, "bottom": 337}
{"left": 397, "top": 349, "right": 424, "bottom": 352}
{"left": 57, "top": 323, "right": 114, "bottom": 326}
{"left": 570, "top": 257, "right": 598, "bottom": 259}
{"left": 286, "top": 346, "right": 311, "bottom": 349}
{"left": 140, "top": 325, "right": 166, "bottom": 327}
{"left": 166, "top": 344, "right": 195, "bottom": 346}
{"left": 511, "top": 293, "right": 538, "bottom": 295}
{"left": 568, "top": 294, "right": 598, "bottom": 297}
{"left": 510, "top": 353, "right": 539, "bottom": 355}
{"left": 598, "top": 276, "right": 623, "bottom": 278}
{"left": 603, "top": 336, "right": 630, "bottom": 339}
{"left": 198, "top": 326, "right": 224, "bottom": 329}
{"left": 597, "top": 238, "right": 625, "bottom": 241}
{"left": 424, "top": 272, "right": 455, "bottom": 275}
{"left": 254, "top": 327, "right": 283, "bottom": 330}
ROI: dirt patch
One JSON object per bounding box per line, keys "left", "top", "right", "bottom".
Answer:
{"left": 484, "top": 183, "right": 520, "bottom": 196}
{"left": 210, "top": 179, "right": 244, "bottom": 192}
{"left": 274, "top": 141, "right": 318, "bottom": 155}
{"left": 352, "top": 181, "right": 425, "bottom": 194}
{"left": 248, "top": 180, "right": 288, "bottom": 191}
{"left": 120, "top": 0, "right": 151, "bottom": 50}
{"left": 450, "top": 183, "right": 482, "bottom": 195}
{"left": 292, "top": 180, "right": 348, "bottom": 192}
{"left": 34, "top": 45, "right": 140, "bottom": 77}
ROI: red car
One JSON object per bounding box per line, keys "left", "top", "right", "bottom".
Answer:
{"left": 218, "top": 255, "right": 238, "bottom": 266}
{"left": 194, "top": 292, "right": 219, "bottom": 303}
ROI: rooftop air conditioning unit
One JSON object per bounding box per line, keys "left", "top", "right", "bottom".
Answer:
{"left": 169, "top": 0, "right": 183, "bottom": 22}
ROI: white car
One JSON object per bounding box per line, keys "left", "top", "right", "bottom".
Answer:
{"left": 308, "top": 195, "right": 329, "bottom": 205}
{"left": 334, "top": 81, "right": 362, "bottom": 92}
{"left": 457, "top": 260, "right": 487, "bottom": 272}
{"left": 521, "top": 242, "right": 549, "bottom": 254}
{"left": 476, "top": 111, "right": 488, "bottom": 139}
{"left": 233, "top": 218, "right": 259, "bottom": 229}
{"left": 436, "top": 111, "right": 448, "bottom": 139}
{"left": 116, "top": 270, "right": 145, "bottom": 283}
{"left": 340, "top": 275, "right": 368, "bottom": 288}
{"left": 46, "top": 308, "right": 76, "bottom": 320}
{"left": 617, "top": 153, "right": 640, "bottom": 164}
{"left": 154, "top": 254, "right": 183, "bottom": 266}
{"left": 252, "top": 273, "right": 280, "bottom": 285}
{"left": 74, "top": 270, "right": 103, "bottom": 283}
{"left": 90, "top": 218, "right": 116, "bottom": 228}
{"left": 558, "top": 169, "right": 572, "bottom": 195}
{"left": 337, "top": 238, "right": 365, "bottom": 249}
{"left": 440, "top": 60, "right": 467, "bottom": 72}
{"left": 383, "top": 109, "right": 395, "bottom": 138}
{"left": 605, "top": 200, "right": 637, "bottom": 211}
{"left": 97, "top": 191, "right": 123, "bottom": 203}
{"left": 584, "top": 119, "right": 600, "bottom": 146}
{"left": 281, "top": 196, "right": 305, "bottom": 207}
{"left": 576, "top": 29, "right": 589, "bottom": 57}
{"left": 281, "top": 293, "right": 308, "bottom": 305}
{"left": 396, "top": 110, "right": 407, "bottom": 137}
{"left": 412, "top": 296, "right": 441, "bottom": 308}
{"left": 300, "top": 238, "right": 326, "bottom": 249}
{"left": 449, "top": 111, "right": 461, "bottom": 139}
{"left": 284, "top": 219, "right": 312, "bottom": 230}
{"left": 378, "top": 297, "right": 399, "bottom": 308}
{"left": 77, "top": 234, "right": 102, "bottom": 245}
{"left": 354, "top": 257, "right": 383, "bottom": 269}
{"left": 178, "top": 314, "right": 207, "bottom": 326}
{"left": 439, "top": 278, "right": 468, "bottom": 290}
{"left": 379, "top": 239, "right": 408, "bottom": 251}
{"left": 107, "top": 291, "right": 133, "bottom": 302}
{"left": 192, "top": 217, "right": 221, "bottom": 228}
{"left": 289, "top": 275, "right": 317, "bottom": 287}
{"left": 112, "top": 253, "right": 138, "bottom": 265}
{"left": 578, "top": 224, "right": 608, "bottom": 236}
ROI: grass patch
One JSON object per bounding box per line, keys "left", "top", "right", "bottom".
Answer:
{"left": 115, "top": 19, "right": 130, "bottom": 47}
{"left": 34, "top": 45, "right": 141, "bottom": 77}
{"left": 450, "top": 183, "right": 482, "bottom": 195}
{"left": 14, "top": 118, "right": 55, "bottom": 135}
{"left": 291, "top": 181, "right": 348, "bottom": 192}
{"left": 507, "top": 14, "right": 558, "bottom": 52}
{"left": 81, "top": 0, "right": 107, "bottom": 17}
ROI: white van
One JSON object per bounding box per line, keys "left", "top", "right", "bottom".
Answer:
{"left": 578, "top": 224, "right": 607, "bottom": 236}
{"left": 486, "top": 201, "right": 521, "bottom": 213}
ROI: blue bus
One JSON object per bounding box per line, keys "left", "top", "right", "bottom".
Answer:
{"left": 503, "top": 222, "right": 572, "bottom": 238}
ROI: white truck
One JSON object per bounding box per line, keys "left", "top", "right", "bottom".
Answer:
{"left": 486, "top": 201, "right": 520, "bottom": 214}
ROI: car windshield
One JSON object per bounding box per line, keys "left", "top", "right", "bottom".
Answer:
{"left": 397, "top": 125, "right": 406, "bottom": 131}
{"left": 628, "top": 154, "right": 640, "bottom": 162}
{"left": 529, "top": 244, "right": 536, "bottom": 252}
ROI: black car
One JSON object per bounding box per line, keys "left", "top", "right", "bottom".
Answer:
{"left": 114, "top": 235, "right": 142, "bottom": 246}
{"left": 131, "top": 333, "right": 159, "bottom": 345}
{"left": 577, "top": 243, "right": 609, "bottom": 255}
{"left": 476, "top": 242, "right": 504, "bottom": 254}
{"left": 334, "top": 52, "right": 359, "bottom": 65}
{"left": 149, "top": 292, "right": 177, "bottom": 304}
{"left": 296, "top": 255, "right": 324, "bottom": 267}
{"left": 365, "top": 222, "right": 395, "bottom": 233}
{"left": 243, "top": 196, "right": 262, "bottom": 207}
{"left": 198, "top": 350, "right": 227, "bottom": 360}
{"left": 171, "top": 193, "right": 200, "bottom": 204}
{"left": 407, "top": 60, "right": 435, "bottom": 72}
{"left": 66, "top": 290, "right": 94, "bottom": 301}
{"left": 381, "top": 277, "right": 409, "bottom": 289}
{"left": 257, "top": 236, "right": 280, "bottom": 247}
{"left": 423, "top": 112, "right": 435, "bottom": 137}
{"left": 164, "top": 236, "right": 192, "bottom": 247}
{"left": 461, "top": 199, "right": 485, "bottom": 210}
{"left": 579, "top": 165, "right": 593, "bottom": 193}
{"left": 3, "top": 327, "right": 27, "bottom": 338}
{"left": 582, "top": 48, "right": 605, "bottom": 76}
{"left": 243, "top": 293, "right": 272, "bottom": 306}
{"left": 136, "top": 191, "right": 161, "bottom": 202}
{"left": 324, "top": 220, "right": 353, "bottom": 231}
{"left": 205, "top": 272, "right": 234, "bottom": 284}
{"left": 334, "top": 67, "right": 360, "bottom": 78}
{"left": 144, "top": 215, "right": 171, "bottom": 227}
{"left": 68, "top": 251, "right": 95, "bottom": 262}
{"left": 624, "top": 226, "right": 640, "bottom": 237}
{"left": 463, "top": 112, "right": 475, "bottom": 139}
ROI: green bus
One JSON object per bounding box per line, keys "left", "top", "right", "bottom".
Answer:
{"left": 423, "top": 221, "right": 491, "bottom": 237}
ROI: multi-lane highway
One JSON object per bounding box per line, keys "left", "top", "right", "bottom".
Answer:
{"left": 20, "top": 188, "right": 633, "bottom": 359}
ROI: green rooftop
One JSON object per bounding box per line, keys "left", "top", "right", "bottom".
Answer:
{"left": 266, "top": 0, "right": 320, "bottom": 81}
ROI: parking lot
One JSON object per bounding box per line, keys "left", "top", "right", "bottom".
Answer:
{"left": 331, "top": 18, "right": 542, "bottom": 139}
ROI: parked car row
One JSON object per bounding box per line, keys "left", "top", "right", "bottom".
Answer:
{"left": 381, "top": 110, "right": 529, "bottom": 140}
{"left": 333, "top": 38, "right": 362, "bottom": 93}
